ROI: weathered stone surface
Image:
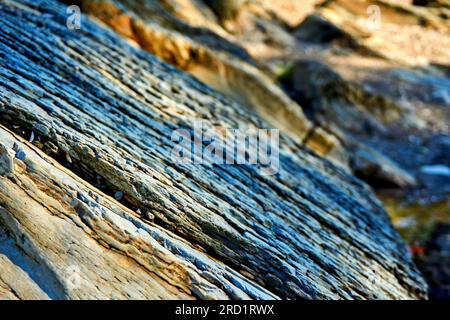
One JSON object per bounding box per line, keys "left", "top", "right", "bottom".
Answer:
{"left": 295, "top": 0, "right": 450, "bottom": 66}
{"left": 0, "top": 0, "right": 428, "bottom": 299}
{"left": 78, "top": 0, "right": 348, "bottom": 165}
{"left": 280, "top": 59, "right": 423, "bottom": 188}
{"left": 80, "top": 0, "right": 312, "bottom": 139}
{"left": 0, "top": 145, "right": 14, "bottom": 178}
{"left": 272, "top": 2, "right": 449, "bottom": 296}
{"left": 0, "top": 126, "right": 276, "bottom": 300}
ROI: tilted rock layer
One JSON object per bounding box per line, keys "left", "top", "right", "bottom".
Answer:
{"left": 0, "top": 0, "right": 428, "bottom": 299}
{"left": 78, "top": 0, "right": 349, "bottom": 166}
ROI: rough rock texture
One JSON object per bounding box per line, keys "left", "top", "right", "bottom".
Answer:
{"left": 77, "top": 0, "right": 348, "bottom": 166}
{"left": 267, "top": 0, "right": 449, "bottom": 296}
{"left": 0, "top": 0, "right": 428, "bottom": 299}
{"left": 0, "top": 126, "right": 277, "bottom": 300}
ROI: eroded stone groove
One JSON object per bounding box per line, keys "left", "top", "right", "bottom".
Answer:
{"left": 0, "top": 0, "right": 427, "bottom": 299}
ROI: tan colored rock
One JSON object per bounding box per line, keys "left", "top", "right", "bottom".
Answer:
{"left": 0, "top": 254, "right": 49, "bottom": 300}
{"left": 0, "top": 126, "right": 275, "bottom": 300}
{"left": 299, "top": 0, "right": 450, "bottom": 66}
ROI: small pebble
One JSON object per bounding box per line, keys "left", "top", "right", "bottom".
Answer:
{"left": 65, "top": 152, "right": 72, "bottom": 164}
{"left": 114, "top": 191, "right": 124, "bottom": 200}
{"left": 15, "top": 149, "right": 26, "bottom": 161}
{"left": 420, "top": 165, "right": 450, "bottom": 177}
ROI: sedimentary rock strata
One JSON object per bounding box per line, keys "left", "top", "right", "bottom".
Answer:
{"left": 0, "top": 0, "right": 438, "bottom": 300}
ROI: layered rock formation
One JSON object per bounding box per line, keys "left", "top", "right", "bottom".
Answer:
{"left": 78, "top": 0, "right": 449, "bottom": 243}
{"left": 77, "top": 0, "right": 348, "bottom": 166}
{"left": 0, "top": 0, "right": 441, "bottom": 300}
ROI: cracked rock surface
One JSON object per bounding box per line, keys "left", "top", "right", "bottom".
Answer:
{"left": 0, "top": 0, "right": 428, "bottom": 299}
